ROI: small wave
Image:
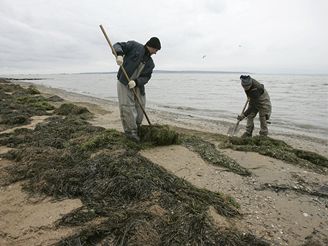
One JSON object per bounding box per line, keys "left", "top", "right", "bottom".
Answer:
{"left": 160, "top": 105, "right": 197, "bottom": 111}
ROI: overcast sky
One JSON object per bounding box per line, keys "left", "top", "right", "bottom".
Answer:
{"left": 1, "top": 0, "right": 327, "bottom": 75}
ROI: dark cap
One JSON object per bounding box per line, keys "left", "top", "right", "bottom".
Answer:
{"left": 240, "top": 75, "right": 252, "bottom": 88}
{"left": 146, "top": 37, "right": 161, "bottom": 50}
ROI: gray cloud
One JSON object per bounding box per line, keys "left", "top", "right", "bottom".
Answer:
{"left": 0, "top": 0, "right": 327, "bottom": 74}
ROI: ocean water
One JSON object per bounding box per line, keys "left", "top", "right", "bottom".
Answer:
{"left": 5, "top": 72, "right": 328, "bottom": 139}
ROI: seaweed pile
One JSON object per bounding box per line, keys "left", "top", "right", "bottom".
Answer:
{"left": 182, "top": 135, "right": 251, "bottom": 176}
{"left": 0, "top": 80, "right": 53, "bottom": 130}
{"left": 139, "top": 124, "right": 180, "bottom": 146}
{"left": 0, "top": 80, "right": 268, "bottom": 245}
{"left": 223, "top": 136, "right": 328, "bottom": 174}
{"left": 55, "top": 103, "right": 92, "bottom": 119}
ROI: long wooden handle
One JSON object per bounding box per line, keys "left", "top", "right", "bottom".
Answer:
{"left": 99, "top": 24, "right": 152, "bottom": 125}
{"left": 232, "top": 98, "right": 249, "bottom": 134}
{"left": 240, "top": 98, "right": 249, "bottom": 115}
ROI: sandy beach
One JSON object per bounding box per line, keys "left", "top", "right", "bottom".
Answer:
{"left": 1, "top": 80, "right": 328, "bottom": 245}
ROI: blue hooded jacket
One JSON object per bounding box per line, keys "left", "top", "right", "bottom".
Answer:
{"left": 113, "top": 40, "right": 155, "bottom": 95}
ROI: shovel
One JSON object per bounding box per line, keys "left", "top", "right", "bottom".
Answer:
{"left": 99, "top": 24, "right": 152, "bottom": 125}
{"left": 227, "top": 99, "right": 249, "bottom": 136}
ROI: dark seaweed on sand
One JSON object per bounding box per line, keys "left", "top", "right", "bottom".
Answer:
{"left": 223, "top": 136, "right": 328, "bottom": 174}
{"left": 2, "top": 116, "right": 269, "bottom": 246}
{"left": 0, "top": 81, "right": 54, "bottom": 130}
{"left": 182, "top": 135, "right": 251, "bottom": 176}
{"left": 139, "top": 124, "right": 180, "bottom": 146}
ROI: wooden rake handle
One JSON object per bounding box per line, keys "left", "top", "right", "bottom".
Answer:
{"left": 232, "top": 98, "right": 249, "bottom": 134}
{"left": 99, "top": 24, "right": 152, "bottom": 125}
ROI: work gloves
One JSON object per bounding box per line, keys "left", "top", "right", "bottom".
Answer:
{"left": 116, "top": 55, "right": 123, "bottom": 66}
{"left": 128, "top": 80, "right": 136, "bottom": 89}
{"left": 115, "top": 55, "right": 135, "bottom": 89}
{"left": 237, "top": 113, "right": 246, "bottom": 121}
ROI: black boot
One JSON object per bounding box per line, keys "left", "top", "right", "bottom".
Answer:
{"left": 241, "top": 132, "right": 252, "bottom": 138}
{"left": 125, "top": 131, "right": 140, "bottom": 143}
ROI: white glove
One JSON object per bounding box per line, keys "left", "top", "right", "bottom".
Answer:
{"left": 128, "top": 80, "right": 136, "bottom": 89}
{"left": 116, "top": 55, "right": 123, "bottom": 66}
{"left": 237, "top": 113, "right": 246, "bottom": 121}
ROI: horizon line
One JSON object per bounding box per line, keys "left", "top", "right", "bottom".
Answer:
{"left": 78, "top": 70, "right": 328, "bottom": 76}
{"left": 1, "top": 70, "right": 328, "bottom": 76}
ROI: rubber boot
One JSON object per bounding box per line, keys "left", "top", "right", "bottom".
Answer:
{"left": 259, "top": 115, "right": 269, "bottom": 137}
{"left": 125, "top": 130, "right": 140, "bottom": 143}
{"left": 241, "top": 132, "right": 252, "bottom": 138}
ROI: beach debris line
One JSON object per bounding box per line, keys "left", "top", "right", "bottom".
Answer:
{"left": 181, "top": 135, "right": 252, "bottom": 176}
{"left": 223, "top": 136, "right": 328, "bottom": 173}
{"left": 258, "top": 182, "right": 328, "bottom": 199}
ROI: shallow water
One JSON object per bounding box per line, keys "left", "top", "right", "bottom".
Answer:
{"left": 4, "top": 72, "right": 328, "bottom": 139}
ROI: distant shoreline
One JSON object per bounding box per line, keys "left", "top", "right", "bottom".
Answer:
{"left": 2, "top": 70, "right": 328, "bottom": 76}
{"left": 80, "top": 70, "right": 328, "bottom": 76}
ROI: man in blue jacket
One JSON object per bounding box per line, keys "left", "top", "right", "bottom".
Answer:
{"left": 113, "top": 37, "right": 161, "bottom": 142}
{"left": 237, "top": 75, "right": 272, "bottom": 137}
